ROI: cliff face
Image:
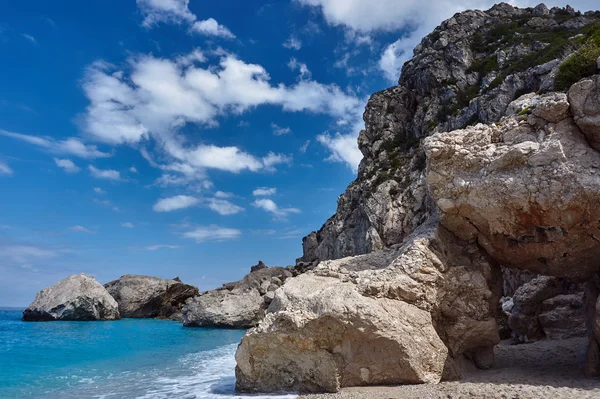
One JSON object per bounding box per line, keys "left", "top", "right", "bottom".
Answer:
{"left": 299, "top": 3, "right": 600, "bottom": 265}
{"left": 236, "top": 3, "right": 600, "bottom": 394}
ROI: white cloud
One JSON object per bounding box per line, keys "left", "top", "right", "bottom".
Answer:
{"left": 121, "top": 222, "right": 134, "bottom": 228}
{"left": 93, "top": 187, "right": 105, "bottom": 194}
{"left": 271, "top": 123, "right": 291, "bottom": 136}
{"left": 153, "top": 195, "right": 199, "bottom": 212}
{"left": 53, "top": 158, "right": 80, "bottom": 173}
{"left": 22, "top": 34, "right": 36, "bottom": 43}
{"left": 0, "top": 129, "right": 111, "bottom": 159}
{"left": 288, "top": 58, "right": 311, "bottom": 80}
{"left": 137, "top": 0, "right": 196, "bottom": 28}
{"left": 206, "top": 198, "right": 244, "bottom": 215}
{"left": 283, "top": 35, "right": 302, "bottom": 50}
{"left": 191, "top": 18, "right": 235, "bottom": 39}
{"left": 145, "top": 244, "right": 182, "bottom": 250}
{"left": 129, "top": 166, "right": 139, "bottom": 173}
{"left": 0, "top": 161, "right": 13, "bottom": 176}
{"left": 83, "top": 53, "right": 359, "bottom": 182}
{"left": 253, "top": 187, "right": 276, "bottom": 196}
{"left": 89, "top": 165, "right": 122, "bottom": 181}
{"left": 70, "top": 225, "right": 93, "bottom": 233}
{"left": 137, "top": 0, "right": 235, "bottom": 40}
{"left": 253, "top": 198, "right": 300, "bottom": 219}
{"left": 182, "top": 225, "right": 241, "bottom": 242}
{"left": 317, "top": 132, "right": 363, "bottom": 172}
{"left": 214, "top": 191, "right": 233, "bottom": 198}
{"left": 299, "top": 140, "right": 310, "bottom": 154}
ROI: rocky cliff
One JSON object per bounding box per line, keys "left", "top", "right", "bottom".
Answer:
{"left": 238, "top": 3, "right": 600, "bottom": 393}
{"left": 298, "top": 3, "right": 600, "bottom": 265}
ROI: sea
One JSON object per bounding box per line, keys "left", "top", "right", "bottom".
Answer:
{"left": 0, "top": 308, "right": 297, "bottom": 399}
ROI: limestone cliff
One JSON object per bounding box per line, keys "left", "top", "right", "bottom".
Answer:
{"left": 298, "top": 4, "right": 600, "bottom": 266}
{"left": 237, "top": 3, "right": 600, "bottom": 393}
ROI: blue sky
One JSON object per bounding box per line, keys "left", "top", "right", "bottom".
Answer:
{"left": 0, "top": 0, "right": 596, "bottom": 306}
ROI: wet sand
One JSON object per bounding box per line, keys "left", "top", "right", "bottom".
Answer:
{"left": 300, "top": 337, "right": 600, "bottom": 399}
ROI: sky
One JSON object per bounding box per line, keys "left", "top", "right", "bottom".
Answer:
{"left": 0, "top": 0, "right": 597, "bottom": 306}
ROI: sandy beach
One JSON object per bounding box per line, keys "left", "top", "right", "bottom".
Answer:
{"left": 300, "top": 338, "right": 600, "bottom": 399}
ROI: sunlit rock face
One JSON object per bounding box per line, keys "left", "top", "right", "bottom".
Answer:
{"left": 23, "top": 274, "right": 120, "bottom": 321}
{"left": 424, "top": 90, "right": 600, "bottom": 281}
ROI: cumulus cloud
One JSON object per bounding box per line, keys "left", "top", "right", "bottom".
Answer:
{"left": 317, "top": 132, "right": 363, "bottom": 172}
{"left": 288, "top": 58, "right": 311, "bottom": 80}
{"left": 182, "top": 225, "right": 241, "bottom": 242}
{"left": 82, "top": 52, "right": 360, "bottom": 183}
{"left": 0, "top": 161, "right": 13, "bottom": 175}
{"left": 253, "top": 187, "right": 276, "bottom": 196}
{"left": 137, "top": 0, "right": 236, "bottom": 39}
{"left": 0, "top": 129, "right": 111, "bottom": 159}
{"left": 283, "top": 35, "right": 302, "bottom": 50}
{"left": 153, "top": 195, "right": 199, "bottom": 212}
{"left": 214, "top": 191, "right": 233, "bottom": 198}
{"left": 93, "top": 187, "right": 105, "bottom": 194}
{"left": 70, "top": 225, "right": 93, "bottom": 233}
{"left": 54, "top": 158, "right": 80, "bottom": 173}
{"left": 206, "top": 198, "right": 244, "bottom": 215}
{"left": 137, "top": 0, "right": 196, "bottom": 27}
{"left": 191, "top": 18, "right": 236, "bottom": 38}
{"left": 253, "top": 198, "right": 300, "bottom": 219}
{"left": 271, "top": 123, "right": 291, "bottom": 136}
{"left": 299, "top": 140, "right": 311, "bottom": 154}
{"left": 89, "top": 165, "right": 122, "bottom": 181}
{"left": 121, "top": 222, "right": 134, "bottom": 228}
{"left": 129, "top": 166, "right": 139, "bottom": 173}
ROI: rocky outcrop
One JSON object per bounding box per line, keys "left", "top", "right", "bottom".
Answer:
{"left": 104, "top": 275, "right": 198, "bottom": 320}
{"left": 569, "top": 75, "right": 600, "bottom": 151}
{"left": 236, "top": 222, "right": 501, "bottom": 393}
{"left": 298, "top": 5, "right": 600, "bottom": 266}
{"left": 237, "top": 77, "right": 600, "bottom": 394}
{"left": 182, "top": 264, "right": 293, "bottom": 328}
{"left": 236, "top": 5, "right": 600, "bottom": 394}
{"left": 506, "top": 276, "right": 584, "bottom": 342}
{"left": 23, "top": 274, "right": 120, "bottom": 321}
{"left": 424, "top": 91, "right": 600, "bottom": 281}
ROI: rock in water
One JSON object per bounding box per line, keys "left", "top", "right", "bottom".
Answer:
{"left": 23, "top": 274, "right": 120, "bottom": 321}
{"left": 104, "top": 275, "right": 198, "bottom": 319}
{"left": 182, "top": 264, "right": 293, "bottom": 328}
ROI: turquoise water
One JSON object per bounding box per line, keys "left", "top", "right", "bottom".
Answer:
{"left": 0, "top": 309, "right": 296, "bottom": 399}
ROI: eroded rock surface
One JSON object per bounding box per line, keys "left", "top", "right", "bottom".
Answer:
{"left": 507, "top": 276, "right": 584, "bottom": 342}
{"left": 23, "top": 274, "right": 120, "bottom": 321}
{"left": 236, "top": 223, "right": 501, "bottom": 393}
{"left": 424, "top": 91, "right": 600, "bottom": 281}
{"left": 104, "top": 274, "right": 198, "bottom": 320}
{"left": 182, "top": 264, "right": 293, "bottom": 328}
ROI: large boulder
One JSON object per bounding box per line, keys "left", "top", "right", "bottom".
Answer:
{"left": 235, "top": 223, "right": 501, "bottom": 393}
{"left": 569, "top": 75, "right": 600, "bottom": 151}
{"left": 182, "top": 265, "right": 293, "bottom": 328}
{"left": 104, "top": 275, "right": 198, "bottom": 320}
{"left": 424, "top": 92, "right": 600, "bottom": 281}
{"left": 23, "top": 274, "right": 120, "bottom": 321}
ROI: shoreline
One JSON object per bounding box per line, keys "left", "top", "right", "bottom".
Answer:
{"left": 299, "top": 338, "right": 600, "bottom": 399}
